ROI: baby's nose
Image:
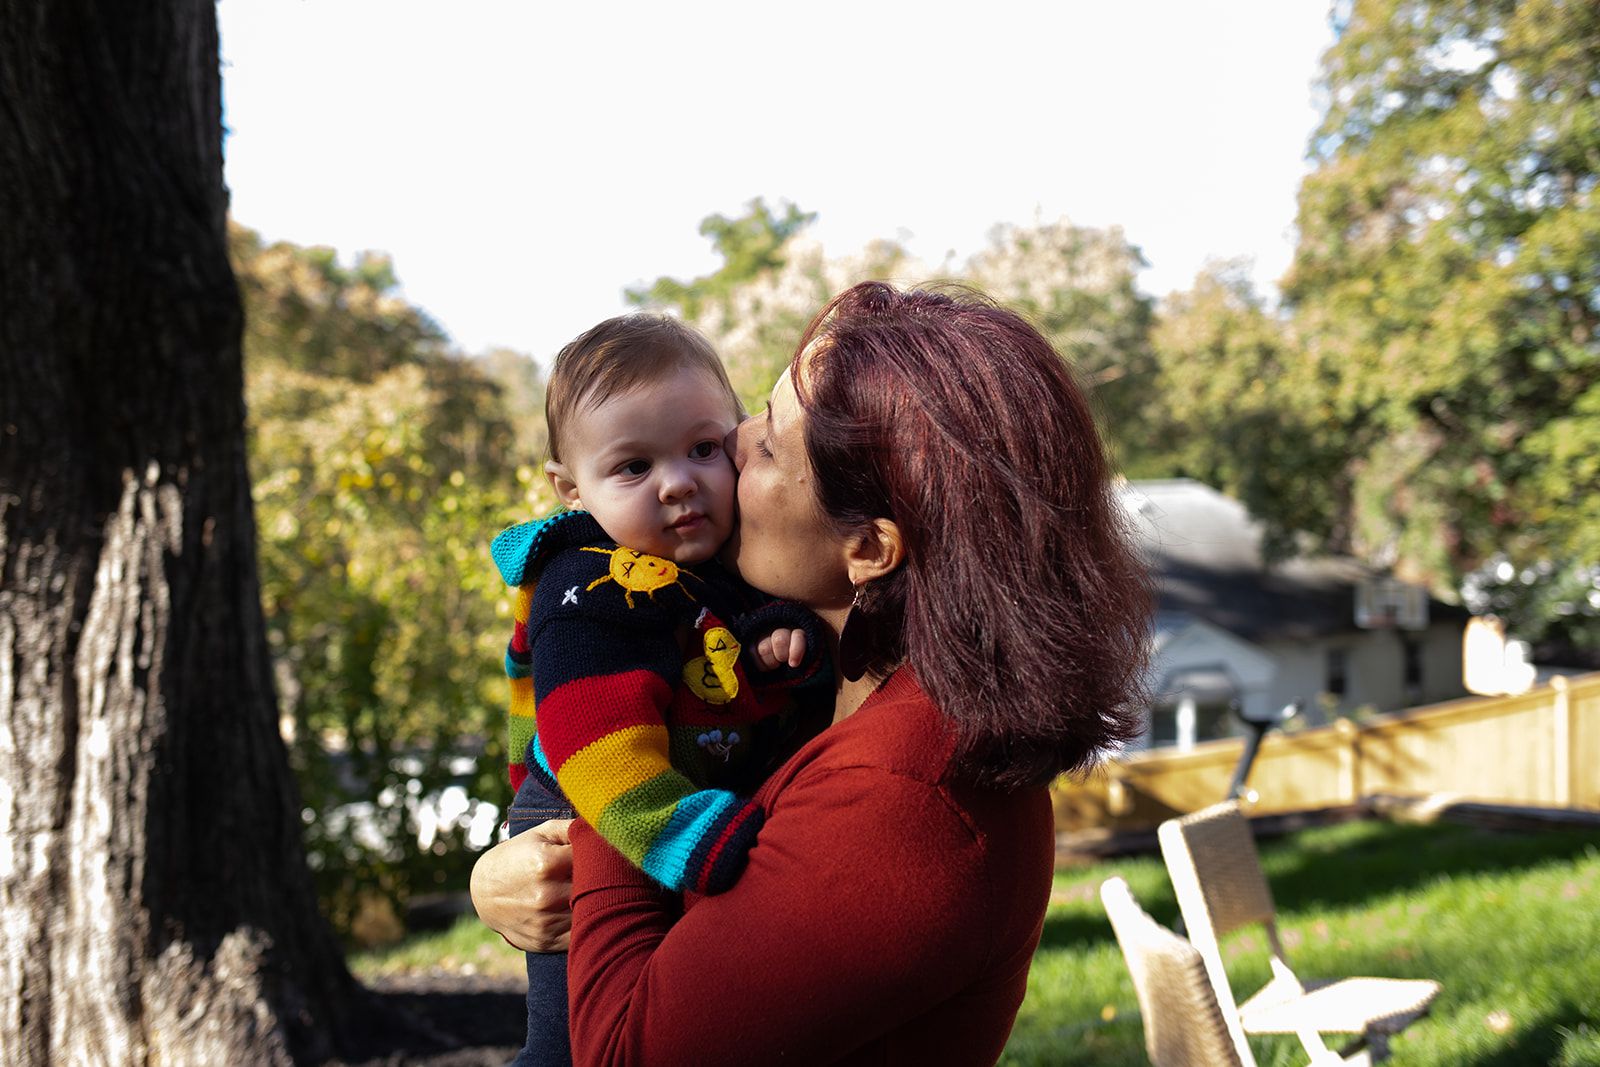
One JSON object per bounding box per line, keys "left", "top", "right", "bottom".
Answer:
{"left": 659, "top": 464, "right": 696, "bottom": 500}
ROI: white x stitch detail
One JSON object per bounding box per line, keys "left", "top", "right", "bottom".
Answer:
{"left": 563, "top": 585, "right": 580, "bottom": 605}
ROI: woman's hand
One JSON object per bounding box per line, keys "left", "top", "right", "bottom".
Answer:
{"left": 469, "top": 818, "right": 574, "bottom": 952}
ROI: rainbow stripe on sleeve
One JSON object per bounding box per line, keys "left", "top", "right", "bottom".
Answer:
{"left": 506, "top": 583, "right": 537, "bottom": 791}
{"left": 534, "top": 669, "right": 763, "bottom": 895}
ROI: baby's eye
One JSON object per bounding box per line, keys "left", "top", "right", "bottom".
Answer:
{"left": 618, "top": 459, "right": 650, "bottom": 477}
{"left": 690, "top": 440, "right": 720, "bottom": 460}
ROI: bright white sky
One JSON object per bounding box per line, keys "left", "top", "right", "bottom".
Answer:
{"left": 219, "top": 1, "right": 1334, "bottom": 363}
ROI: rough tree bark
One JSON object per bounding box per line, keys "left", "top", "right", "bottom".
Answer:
{"left": 0, "top": 1, "right": 366, "bottom": 1062}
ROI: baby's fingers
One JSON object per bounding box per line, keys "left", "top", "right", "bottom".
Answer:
{"left": 786, "top": 629, "right": 807, "bottom": 668}
{"left": 754, "top": 634, "right": 783, "bottom": 670}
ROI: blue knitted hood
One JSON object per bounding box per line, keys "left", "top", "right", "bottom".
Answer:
{"left": 490, "top": 510, "right": 606, "bottom": 587}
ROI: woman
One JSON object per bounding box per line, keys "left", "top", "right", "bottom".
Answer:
{"left": 472, "top": 281, "right": 1151, "bottom": 1065}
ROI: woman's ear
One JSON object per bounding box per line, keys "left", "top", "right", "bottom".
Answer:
{"left": 544, "top": 461, "right": 582, "bottom": 510}
{"left": 845, "top": 518, "right": 904, "bottom": 586}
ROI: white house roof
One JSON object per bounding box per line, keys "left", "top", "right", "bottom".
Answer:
{"left": 1150, "top": 610, "right": 1277, "bottom": 695}
{"left": 1121, "top": 479, "right": 1466, "bottom": 643}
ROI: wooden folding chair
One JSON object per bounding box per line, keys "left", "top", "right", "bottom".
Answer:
{"left": 1100, "top": 877, "right": 1370, "bottom": 1066}
{"left": 1157, "top": 802, "right": 1439, "bottom": 1063}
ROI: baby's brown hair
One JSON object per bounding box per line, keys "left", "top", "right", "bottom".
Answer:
{"left": 544, "top": 315, "right": 740, "bottom": 463}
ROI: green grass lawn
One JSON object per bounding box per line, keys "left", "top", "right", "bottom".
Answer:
{"left": 1005, "top": 819, "right": 1600, "bottom": 1067}
{"left": 355, "top": 818, "right": 1600, "bottom": 1065}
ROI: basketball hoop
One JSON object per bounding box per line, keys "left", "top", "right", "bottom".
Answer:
{"left": 1356, "top": 576, "right": 1429, "bottom": 631}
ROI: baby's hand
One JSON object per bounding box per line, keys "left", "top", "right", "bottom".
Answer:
{"left": 753, "top": 627, "right": 807, "bottom": 671}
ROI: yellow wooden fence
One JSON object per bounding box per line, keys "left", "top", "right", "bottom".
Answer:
{"left": 1051, "top": 672, "right": 1600, "bottom": 832}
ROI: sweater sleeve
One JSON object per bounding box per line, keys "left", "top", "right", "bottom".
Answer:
{"left": 729, "top": 599, "right": 832, "bottom": 694}
{"left": 528, "top": 553, "right": 763, "bottom": 896}
{"left": 505, "top": 581, "right": 537, "bottom": 793}
{"left": 566, "top": 764, "right": 1017, "bottom": 1067}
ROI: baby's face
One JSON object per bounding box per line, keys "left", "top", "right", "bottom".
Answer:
{"left": 551, "top": 365, "right": 741, "bottom": 565}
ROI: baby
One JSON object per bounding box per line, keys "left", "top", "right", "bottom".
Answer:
{"left": 490, "top": 314, "right": 823, "bottom": 1067}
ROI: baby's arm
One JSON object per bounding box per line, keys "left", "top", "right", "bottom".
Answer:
{"left": 504, "top": 582, "right": 538, "bottom": 793}
{"left": 527, "top": 561, "right": 763, "bottom": 895}
{"left": 734, "top": 601, "right": 830, "bottom": 689}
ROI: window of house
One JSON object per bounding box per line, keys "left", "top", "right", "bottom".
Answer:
{"left": 1326, "top": 647, "right": 1348, "bottom": 698}
{"left": 1402, "top": 636, "right": 1423, "bottom": 697}
{"left": 1147, "top": 695, "right": 1237, "bottom": 750}
{"left": 1194, "top": 699, "right": 1236, "bottom": 742}
{"left": 1148, "top": 705, "right": 1178, "bottom": 748}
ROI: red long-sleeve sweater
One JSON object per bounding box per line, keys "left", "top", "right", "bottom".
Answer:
{"left": 568, "top": 668, "right": 1056, "bottom": 1066}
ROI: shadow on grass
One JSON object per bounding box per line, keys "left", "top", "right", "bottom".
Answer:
{"left": 1041, "top": 819, "right": 1598, "bottom": 956}
{"left": 1458, "top": 1003, "right": 1595, "bottom": 1067}
{"left": 1037, "top": 910, "right": 1122, "bottom": 954}
{"left": 1260, "top": 820, "right": 1600, "bottom": 918}
{"left": 332, "top": 981, "right": 526, "bottom": 1066}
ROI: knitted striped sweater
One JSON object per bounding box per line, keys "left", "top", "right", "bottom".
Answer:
{"left": 492, "top": 511, "right": 823, "bottom": 895}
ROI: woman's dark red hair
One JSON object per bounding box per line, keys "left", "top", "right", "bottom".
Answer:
{"left": 793, "top": 281, "right": 1151, "bottom": 790}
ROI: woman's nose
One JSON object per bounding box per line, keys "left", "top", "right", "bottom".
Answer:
{"left": 725, "top": 420, "right": 747, "bottom": 472}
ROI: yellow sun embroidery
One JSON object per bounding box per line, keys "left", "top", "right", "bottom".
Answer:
{"left": 684, "top": 626, "right": 740, "bottom": 704}
{"left": 580, "top": 546, "right": 698, "bottom": 609}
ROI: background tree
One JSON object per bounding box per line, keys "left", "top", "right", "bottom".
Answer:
{"left": 0, "top": 2, "right": 364, "bottom": 1062}
{"left": 235, "top": 226, "right": 551, "bottom": 936}
{"left": 964, "top": 219, "right": 1162, "bottom": 473}
{"left": 626, "top": 198, "right": 818, "bottom": 321}
{"left": 1147, "top": 262, "right": 1358, "bottom": 558}
{"left": 1282, "top": 0, "right": 1600, "bottom": 647}
{"left": 629, "top": 201, "right": 1163, "bottom": 462}
{"left": 630, "top": 198, "right": 906, "bottom": 411}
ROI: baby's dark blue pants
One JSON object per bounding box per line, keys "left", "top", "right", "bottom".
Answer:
{"left": 506, "top": 770, "right": 577, "bottom": 1067}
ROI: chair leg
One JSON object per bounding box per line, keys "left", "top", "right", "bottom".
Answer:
{"left": 1333, "top": 1034, "right": 1374, "bottom": 1065}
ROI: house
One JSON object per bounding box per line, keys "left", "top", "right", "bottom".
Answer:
{"left": 1121, "top": 480, "right": 1470, "bottom": 751}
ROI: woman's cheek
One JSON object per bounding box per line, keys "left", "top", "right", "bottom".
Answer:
{"left": 735, "top": 464, "right": 759, "bottom": 520}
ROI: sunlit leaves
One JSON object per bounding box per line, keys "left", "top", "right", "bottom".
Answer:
{"left": 236, "top": 223, "right": 551, "bottom": 934}
{"left": 1279, "top": 0, "right": 1599, "bottom": 647}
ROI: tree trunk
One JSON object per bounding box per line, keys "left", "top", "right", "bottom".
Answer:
{"left": 0, "top": 1, "right": 365, "bottom": 1062}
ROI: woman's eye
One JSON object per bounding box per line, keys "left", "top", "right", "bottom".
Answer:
{"left": 690, "top": 440, "right": 720, "bottom": 460}
{"left": 619, "top": 460, "right": 650, "bottom": 477}
{"left": 755, "top": 438, "right": 774, "bottom": 459}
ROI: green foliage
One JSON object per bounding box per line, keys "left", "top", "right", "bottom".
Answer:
{"left": 629, "top": 198, "right": 905, "bottom": 412}
{"left": 1464, "top": 556, "right": 1600, "bottom": 655}
{"left": 232, "top": 225, "right": 448, "bottom": 380}
{"left": 964, "top": 220, "right": 1162, "bottom": 474}
{"left": 478, "top": 346, "right": 549, "bottom": 461}
{"left": 236, "top": 223, "right": 551, "bottom": 936}
{"left": 629, "top": 202, "right": 1163, "bottom": 473}
{"left": 1148, "top": 263, "right": 1356, "bottom": 559}
{"left": 626, "top": 198, "right": 817, "bottom": 320}
{"left": 1276, "top": 0, "right": 1600, "bottom": 639}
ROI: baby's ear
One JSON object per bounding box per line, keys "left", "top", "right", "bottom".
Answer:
{"left": 544, "top": 461, "right": 582, "bottom": 509}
